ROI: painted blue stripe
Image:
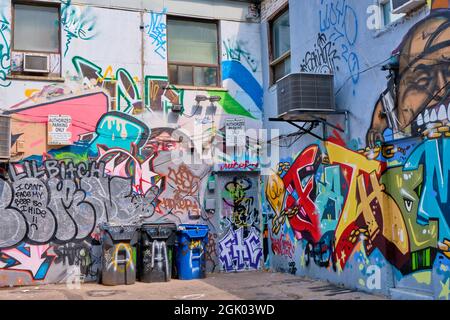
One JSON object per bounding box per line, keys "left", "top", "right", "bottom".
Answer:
{"left": 222, "top": 60, "right": 263, "bottom": 110}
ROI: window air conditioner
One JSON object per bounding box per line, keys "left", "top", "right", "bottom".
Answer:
{"left": 23, "top": 53, "right": 50, "bottom": 73}
{"left": 391, "top": 0, "right": 426, "bottom": 14}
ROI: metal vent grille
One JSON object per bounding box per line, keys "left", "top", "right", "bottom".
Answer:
{"left": 277, "top": 73, "right": 335, "bottom": 116}
{"left": 0, "top": 115, "right": 11, "bottom": 159}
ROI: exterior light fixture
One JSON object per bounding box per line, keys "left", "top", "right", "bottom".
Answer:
{"left": 171, "top": 104, "right": 183, "bottom": 112}
{"left": 208, "top": 96, "right": 221, "bottom": 103}
{"left": 195, "top": 95, "right": 208, "bottom": 103}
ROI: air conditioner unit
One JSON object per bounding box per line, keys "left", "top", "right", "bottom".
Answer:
{"left": 23, "top": 53, "right": 50, "bottom": 73}
{"left": 391, "top": 0, "right": 425, "bottom": 14}
{"left": 276, "top": 73, "right": 335, "bottom": 116}
{"left": 0, "top": 115, "right": 11, "bottom": 159}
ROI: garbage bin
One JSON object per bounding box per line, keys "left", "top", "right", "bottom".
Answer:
{"left": 138, "top": 223, "right": 177, "bottom": 283}
{"left": 175, "top": 224, "right": 209, "bottom": 280}
{"left": 99, "top": 223, "right": 139, "bottom": 286}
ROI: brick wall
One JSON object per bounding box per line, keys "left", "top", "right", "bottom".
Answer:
{"left": 261, "top": 0, "right": 288, "bottom": 21}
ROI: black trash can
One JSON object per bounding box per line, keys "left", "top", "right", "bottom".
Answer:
{"left": 138, "top": 223, "right": 177, "bottom": 282}
{"left": 99, "top": 223, "right": 139, "bottom": 286}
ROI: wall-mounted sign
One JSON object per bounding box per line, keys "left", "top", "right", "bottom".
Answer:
{"left": 48, "top": 115, "right": 72, "bottom": 145}
{"left": 225, "top": 118, "right": 246, "bottom": 147}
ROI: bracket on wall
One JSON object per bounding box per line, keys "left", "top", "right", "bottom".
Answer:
{"left": 269, "top": 110, "right": 349, "bottom": 141}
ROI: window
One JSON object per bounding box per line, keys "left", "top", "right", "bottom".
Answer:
{"left": 10, "top": 1, "right": 61, "bottom": 78}
{"left": 167, "top": 18, "right": 219, "bottom": 87}
{"left": 13, "top": 3, "right": 60, "bottom": 53}
{"left": 379, "top": 0, "right": 405, "bottom": 28}
{"left": 269, "top": 7, "right": 290, "bottom": 84}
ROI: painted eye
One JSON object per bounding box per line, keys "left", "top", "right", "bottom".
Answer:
{"left": 404, "top": 198, "right": 413, "bottom": 212}
{"left": 416, "top": 76, "right": 431, "bottom": 88}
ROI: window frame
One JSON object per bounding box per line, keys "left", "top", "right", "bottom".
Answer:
{"left": 166, "top": 15, "right": 221, "bottom": 88}
{"left": 268, "top": 4, "right": 290, "bottom": 86}
{"left": 378, "top": 0, "right": 405, "bottom": 29}
{"left": 11, "top": 0, "right": 62, "bottom": 55}
{"left": 380, "top": 0, "right": 392, "bottom": 26}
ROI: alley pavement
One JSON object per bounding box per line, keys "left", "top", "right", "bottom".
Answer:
{"left": 0, "top": 271, "right": 386, "bottom": 300}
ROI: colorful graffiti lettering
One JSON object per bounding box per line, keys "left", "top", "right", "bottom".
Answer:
{"left": 273, "top": 145, "right": 322, "bottom": 243}
{"left": 0, "top": 243, "right": 55, "bottom": 280}
{"left": 222, "top": 176, "right": 259, "bottom": 229}
{"left": 266, "top": 134, "right": 450, "bottom": 283}
{"left": 270, "top": 233, "right": 295, "bottom": 258}
{"left": 106, "top": 243, "right": 135, "bottom": 273}
{"left": 219, "top": 160, "right": 259, "bottom": 171}
{"left": 144, "top": 76, "right": 182, "bottom": 112}
{"left": 218, "top": 227, "right": 262, "bottom": 272}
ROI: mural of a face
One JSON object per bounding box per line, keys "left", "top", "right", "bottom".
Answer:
{"left": 399, "top": 12, "right": 450, "bottom": 137}
{"left": 367, "top": 10, "right": 450, "bottom": 147}
{"left": 145, "top": 128, "right": 180, "bottom": 153}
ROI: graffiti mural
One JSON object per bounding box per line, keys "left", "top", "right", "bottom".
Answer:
{"left": 160, "top": 164, "right": 202, "bottom": 218}
{"left": 61, "top": 0, "right": 97, "bottom": 57}
{"left": 258, "top": 2, "right": 450, "bottom": 299}
{"left": 145, "top": 9, "right": 168, "bottom": 60}
{"left": 218, "top": 227, "right": 262, "bottom": 272}
{"left": 223, "top": 38, "right": 259, "bottom": 73}
{"left": 265, "top": 138, "right": 444, "bottom": 282}
{"left": 0, "top": 243, "right": 55, "bottom": 280}
{"left": 218, "top": 175, "right": 262, "bottom": 272}
{"left": 0, "top": 0, "right": 264, "bottom": 287}
{"left": 300, "top": 33, "right": 340, "bottom": 74}
{"left": 54, "top": 242, "right": 101, "bottom": 279}
{"left": 367, "top": 9, "right": 450, "bottom": 146}
{"left": 0, "top": 12, "right": 10, "bottom": 87}
{"left": 222, "top": 177, "right": 259, "bottom": 228}
{"left": 318, "top": 0, "right": 360, "bottom": 94}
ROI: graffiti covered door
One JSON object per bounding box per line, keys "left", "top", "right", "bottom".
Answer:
{"left": 217, "top": 172, "right": 263, "bottom": 272}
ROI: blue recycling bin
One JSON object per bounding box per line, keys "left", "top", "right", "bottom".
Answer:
{"left": 175, "top": 224, "right": 209, "bottom": 280}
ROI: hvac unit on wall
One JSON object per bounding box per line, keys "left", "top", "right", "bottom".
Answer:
{"left": 276, "top": 73, "right": 335, "bottom": 116}
{"left": 391, "top": 0, "right": 426, "bottom": 14}
{"left": 23, "top": 53, "right": 50, "bottom": 74}
{"left": 0, "top": 115, "right": 11, "bottom": 160}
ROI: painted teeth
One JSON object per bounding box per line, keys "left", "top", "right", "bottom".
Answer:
{"left": 438, "top": 105, "right": 447, "bottom": 121}
{"left": 417, "top": 104, "right": 450, "bottom": 127}
{"left": 424, "top": 110, "right": 430, "bottom": 123}
{"left": 448, "top": 103, "right": 450, "bottom": 121}
{"left": 417, "top": 113, "right": 424, "bottom": 126}
{"left": 430, "top": 109, "right": 437, "bottom": 122}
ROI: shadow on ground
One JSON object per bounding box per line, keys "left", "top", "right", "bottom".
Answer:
{"left": 0, "top": 271, "right": 386, "bottom": 300}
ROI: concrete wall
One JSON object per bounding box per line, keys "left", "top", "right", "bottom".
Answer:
{"left": 0, "top": 0, "right": 263, "bottom": 286}
{"left": 262, "top": 0, "right": 450, "bottom": 299}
